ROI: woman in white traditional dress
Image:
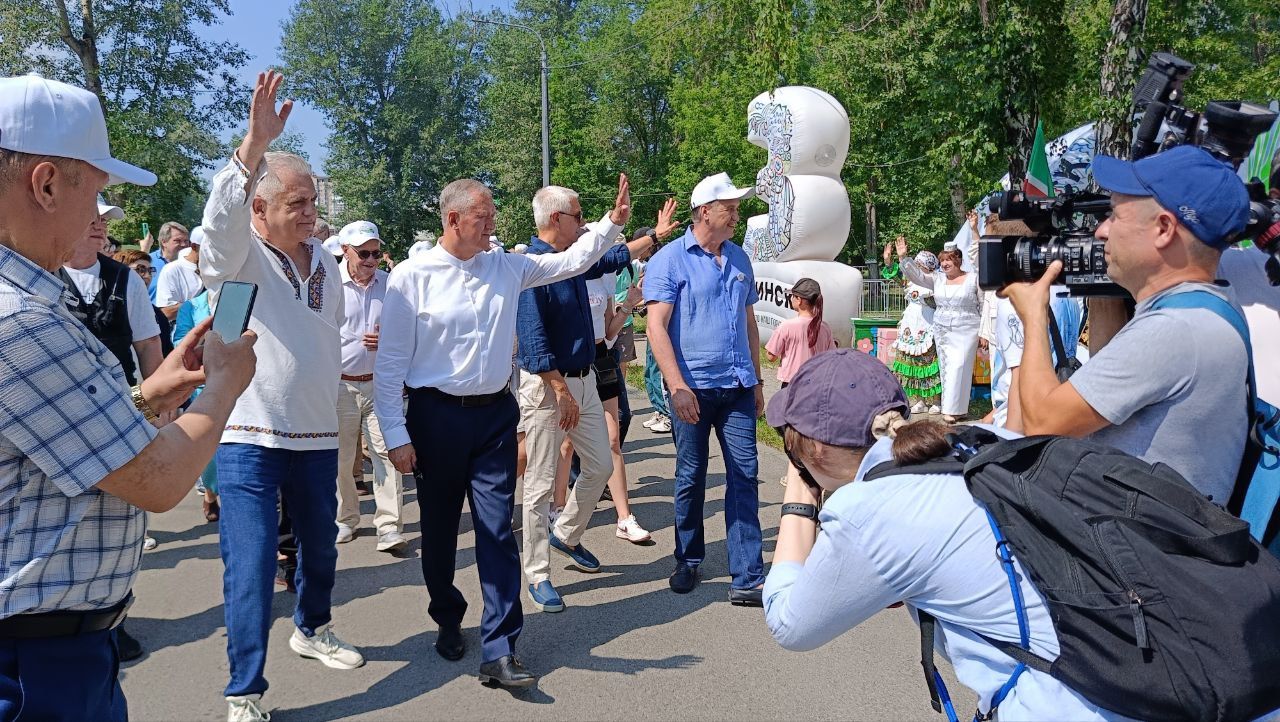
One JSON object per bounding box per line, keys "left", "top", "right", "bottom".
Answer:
{"left": 890, "top": 249, "right": 943, "bottom": 414}
{"left": 896, "top": 236, "right": 981, "bottom": 422}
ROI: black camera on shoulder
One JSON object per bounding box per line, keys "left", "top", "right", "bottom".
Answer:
{"left": 978, "top": 51, "right": 1280, "bottom": 295}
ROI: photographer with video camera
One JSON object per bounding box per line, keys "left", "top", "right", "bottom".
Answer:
{"left": 1001, "top": 145, "right": 1251, "bottom": 504}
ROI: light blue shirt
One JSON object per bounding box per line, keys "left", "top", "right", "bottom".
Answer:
{"left": 642, "top": 228, "right": 759, "bottom": 389}
{"left": 763, "top": 430, "right": 1136, "bottom": 721}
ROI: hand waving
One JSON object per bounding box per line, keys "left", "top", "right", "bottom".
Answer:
{"left": 238, "top": 70, "right": 294, "bottom": 171}
{"left": 654, "top": 197, "right": 680, "bottom": 239}
{"left": 609, "top": 173, "right": 631, "bottom": 226}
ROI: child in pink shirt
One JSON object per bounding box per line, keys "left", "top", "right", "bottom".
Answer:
{"left": 766, "top": 278, "right": 836, "bottom": 386}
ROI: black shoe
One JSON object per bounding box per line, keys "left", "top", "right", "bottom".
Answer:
{"left": 669, "top": 563, "right": 698, "bottom": 594}
{"left": 276, "top": 559, "right": 297, "bottom": 593}
{"left": 115, "top": 625, "right": 143, "bottom": 662}
{"left": 478, "top": 655, "right": 537, "bottom": 688}
{"left": 435, "top": 624, "right": 465, "bottom": 661}
{"left": 728, "top": 586, "right": 764, "bottom": 607}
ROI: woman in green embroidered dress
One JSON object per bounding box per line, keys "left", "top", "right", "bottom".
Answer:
{"left": 882, "top": 241, "right": 942, "bottom": 414}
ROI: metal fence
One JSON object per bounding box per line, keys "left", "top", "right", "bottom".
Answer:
{"left": 860, "top": 275, "right": 906, "bottom": 320}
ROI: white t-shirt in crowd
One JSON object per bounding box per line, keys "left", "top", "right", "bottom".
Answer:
{"left": 991, "top": 288, "right": 1083, "bottom": 427}
{"left": 586, "top": 273, "right": 614, "bottom": 343}
{"left": 1219, "top": 246, "right": 1280, "bottom": 405}
{"left": 62, "top": 261, "right": 160, "bottom": 342}
{"left": 153, "top": 254, "right": 203, "bottom": 308}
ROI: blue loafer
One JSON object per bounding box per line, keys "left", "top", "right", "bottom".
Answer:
{"left": 528, "top": 581, "right": 564, "bottom": 612}
{"left": 549, "top": 534, "right": 601, "bottom": 573}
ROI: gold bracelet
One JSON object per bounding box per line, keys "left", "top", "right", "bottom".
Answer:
{"left": 130, "top": 385, "right": 159, "bottom": 422}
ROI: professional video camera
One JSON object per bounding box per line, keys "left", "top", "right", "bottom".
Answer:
{"left": 977, "top": 51, "right": 1280, "bottom": 295}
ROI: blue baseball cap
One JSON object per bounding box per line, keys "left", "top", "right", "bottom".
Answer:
{"left": 1091, "top": 145, "right": 1250, "bottom": 249}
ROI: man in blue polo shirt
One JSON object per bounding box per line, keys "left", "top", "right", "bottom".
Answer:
{"left": 515, "top": 185, "right": 656, "bottom": 613}
{"left": 643, "top": 172, "right": 767, "bottom": 606}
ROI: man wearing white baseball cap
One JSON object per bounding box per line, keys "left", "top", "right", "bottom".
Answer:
{"left": 0, "top": 74, "right": 258, "bottom": 721}
{"left": 334, "top": 220, "right": 405, "bottom": 552}
{"left": 643, "top": 171, "right": 768, "bottom": 605}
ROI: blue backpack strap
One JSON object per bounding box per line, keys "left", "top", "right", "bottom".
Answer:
{"left": 1149, "top": 289, "right": 1261, "bottom": 516}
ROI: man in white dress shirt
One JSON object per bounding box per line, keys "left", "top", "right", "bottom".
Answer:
{"left": 153, "top": 226, "right": 205, "bottom": 320}
{"left": 333, "top": 219, "right": 404, "bottom": 552}
{"left": 375, "top": 174, "right": 631, "bottom": 688}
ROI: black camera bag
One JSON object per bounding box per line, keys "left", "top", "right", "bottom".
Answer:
{"left": 865, "top": 426, "right": 1280, "bottom": 721}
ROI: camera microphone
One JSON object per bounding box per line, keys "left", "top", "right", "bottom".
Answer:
{"left": 1130, "top": 101, "right": 1168, "bottom": 161}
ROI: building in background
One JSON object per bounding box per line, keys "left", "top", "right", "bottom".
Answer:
{"left": 313, "top": 174, "right": 346, "bottom": 219}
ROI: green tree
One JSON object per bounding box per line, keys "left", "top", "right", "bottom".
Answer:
{"left": 281, "top": 0, "right": 485, "bottom": 256}
{"left": 0, "top": 0, "right": 251, "bottom": 240}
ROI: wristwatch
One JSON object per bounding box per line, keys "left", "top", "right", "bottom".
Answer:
{"left": 781, "top": 503, "right": 819, "bottom": 522}
{"left": 130, "top": 385, "right": 159, "bottom": 422}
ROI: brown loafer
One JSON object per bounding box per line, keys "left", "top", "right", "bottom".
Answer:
{"left": 203, "top": 497, "right": 220, "bottom": 522}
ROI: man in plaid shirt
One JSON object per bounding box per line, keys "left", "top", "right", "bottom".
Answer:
{"left": 0, "top": 75, "right": 257, "bottom": 721}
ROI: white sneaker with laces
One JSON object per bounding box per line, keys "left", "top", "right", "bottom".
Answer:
{"left": 376, "top": 530, "right": 407, "bottom": 552}
{"left": 649, "top": 415, "right": 672, "bottom": 433}
{"left": 335, "top": 523, "right": 355, "bottom": 544}
{"left": 289, "top": 625, "right": 365, "bottom": 670}
{"left": 910, "top": 400, "right": 926, "bottom": 414}
{"left": 227, "top": 695, "right": 270, "bottom": 722}
{"left": 641, "top": 414, "right": 660, "bottom": 430}
{"left": 928, "top": 404, "right": 942, "bottom": 415}
{"left": 615, "top": 514, "right": 651, "bottom": 543}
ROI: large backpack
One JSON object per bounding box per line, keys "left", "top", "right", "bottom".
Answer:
{"left": 864, "top": 426, "right": 1280, "bottom": 722}
{"left": 1149, "top": 289, "right": 1280, "bottom": 556}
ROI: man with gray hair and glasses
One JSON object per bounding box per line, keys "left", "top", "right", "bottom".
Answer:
{"left": 375, "top": 174, "right": 631, "bottom": 688}
{"left": 200, "top": 71, "right": 361, "bottom": 722}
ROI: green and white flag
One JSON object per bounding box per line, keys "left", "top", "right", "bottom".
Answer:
{"left": 1023, "top": 119, "right": 1055, "bottom": 199}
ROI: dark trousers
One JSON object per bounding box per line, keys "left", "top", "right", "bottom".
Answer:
{"left": 0, "top": 629, "right": 126, "bottom": 721}
{"left": 407, "top": 390, "right": 523, "bottom": 664}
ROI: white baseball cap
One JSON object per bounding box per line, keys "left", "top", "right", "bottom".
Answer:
{"left": 189, "top": 226, "right": 205, "bottom": 247}
{"left": 339, "top": 220, "right": 381, "bottom": 247}
{"left": 0, "top": 75, "right": 156, "bottom": 186}
{"left": 322, "top": 236, "right": 344, "bottom": 256}
{"left": 689, "top": 172, "right": 755, "bottom": 209}
{"left": 96, "top": 194, "right": 123, "bottom": 220}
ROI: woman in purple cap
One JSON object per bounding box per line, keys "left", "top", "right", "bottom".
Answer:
{"left": 761, "top": 348, "right": 1130, "bottom": 721}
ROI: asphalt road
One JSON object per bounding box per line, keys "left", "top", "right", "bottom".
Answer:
{"left": 122, "top": 383, "right": 968, "bottom": 721}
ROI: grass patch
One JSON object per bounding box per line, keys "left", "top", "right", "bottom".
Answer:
{"left": 624, "top": 363, "right": 645, "bottom": 392}
{"left": 757, "top": 417, "right": 784, "bottom": 450}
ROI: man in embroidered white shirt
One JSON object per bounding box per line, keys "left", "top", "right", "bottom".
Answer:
{"left": 333, "top": 219, "right": 404, "bottom": 552}
{"left": 199, "top": 71, "right": 362, "bottom": 722}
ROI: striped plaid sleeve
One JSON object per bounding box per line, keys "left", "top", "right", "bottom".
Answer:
{"left": 0, "top": 309, "right": 157, "bottom": 497}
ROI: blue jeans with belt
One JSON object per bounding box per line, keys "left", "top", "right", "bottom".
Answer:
{"left": 670, "top": 385, "right": 765, "bottom": 590}
{"left": 216, "top": 444, "right": 339, "bottom": 697}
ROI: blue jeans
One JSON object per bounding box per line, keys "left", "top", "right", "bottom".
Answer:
{"left": 216, "top": 444, "right": 339, "bottom": 697}
{"left": 645, "top": 346, "right": 669, "bottom": 418}
{"left": 0, "top": 629, "right": 126, "bottom": 721}
{"left": 670, "top": 386, "right": 765, "bottom": 589}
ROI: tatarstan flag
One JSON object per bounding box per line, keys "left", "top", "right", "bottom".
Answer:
{"left": 1023, "top": 119, "right": 1055, "bottom": 199}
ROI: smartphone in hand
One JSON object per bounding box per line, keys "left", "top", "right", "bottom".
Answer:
{"left": 141, "top": 221, "right": 149, "bottom": 238}
{"left": 212, "top": 281, "right": 257, "bottom": 340}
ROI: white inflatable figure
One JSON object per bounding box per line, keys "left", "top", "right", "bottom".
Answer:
{"left": 743, "top": 86, "right": 862, "bottom": 347}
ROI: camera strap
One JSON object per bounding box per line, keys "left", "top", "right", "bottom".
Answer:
{"left": 1047, "top": 306, "right": 1082, "bottom": 381}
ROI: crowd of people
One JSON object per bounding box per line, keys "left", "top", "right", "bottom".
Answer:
{"left": 2, "top": 65, "right": 1279, "bottom": 722}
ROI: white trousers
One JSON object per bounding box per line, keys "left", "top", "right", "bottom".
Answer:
{"left": 518, "top": 369, "right": 613, "bottom": 585}
{"left": 336, "top": 379, "right": 402, "bottom": 533}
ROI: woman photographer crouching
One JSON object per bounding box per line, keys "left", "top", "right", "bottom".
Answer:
{"left": 762, "top": 349, "right": 1129, "bottom": 721}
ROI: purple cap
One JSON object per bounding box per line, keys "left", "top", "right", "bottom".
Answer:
{"left": 765, "top": 348, "right": 909, "bottom": 448}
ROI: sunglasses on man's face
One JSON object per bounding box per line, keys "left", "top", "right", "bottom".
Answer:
{"left": 350, "top": 249, "right": 380, "bottom": 260}
{"left": 131, "top": 265, "right": 154, "bottom": 275}
{"left": 558, "top": 210, "right": 584, "bottom": 223}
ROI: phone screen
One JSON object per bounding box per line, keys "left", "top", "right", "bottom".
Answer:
{"left": 212, "top": 281, "right": 257, "bottom": 341}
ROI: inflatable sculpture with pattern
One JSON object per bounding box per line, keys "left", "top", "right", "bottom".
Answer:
{"left": 743, "top": 86, "right": 861, "bottom": 347}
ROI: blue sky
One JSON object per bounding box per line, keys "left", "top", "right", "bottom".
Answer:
{"left": 201, "top": 0, "right": 511, "bottom": 178}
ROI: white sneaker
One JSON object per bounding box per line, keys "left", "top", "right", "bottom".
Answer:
{"left": 649, "top": 415, "right": 672, "bottom": 433}
{"left": 142, "top": 537, "right": 157, "bottom": 551}
{"left": 376, "top": 530, "right": 407, "bottom": 552}
{"left": 616, "top": 514, "right": 651, "bottom": 543}
{"left": 910, "top": 401, "right": 926, "bottom": 414}
{"left": 227, "top": 695, "right": 270, "bottom": 722}
{"left": 928, "top": 405, "right": 942, "bottom": 415}
{"left": 335, "top": 523, "right": 355, "bottom": 544}
{"left": 289, "top": 625, "right": 364, "bottom": 670}
{"left": 641, "top": 414, "right": 660, "bottom": 430}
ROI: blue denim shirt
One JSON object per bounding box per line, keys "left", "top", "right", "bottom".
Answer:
{"left": 516, "top": 238, "right": 631, "bottom": 374}
{"left": 643, "top": 228, "right": 759, "bottom": 389}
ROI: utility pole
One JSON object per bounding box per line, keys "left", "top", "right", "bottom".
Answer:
{"left": 474, "top": 18, "right": 551, "bottom": 186}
